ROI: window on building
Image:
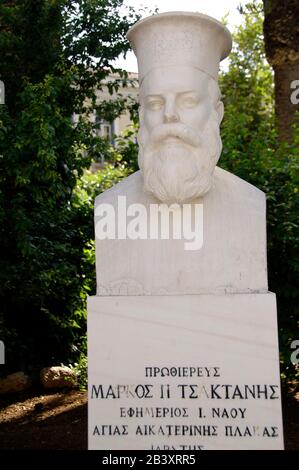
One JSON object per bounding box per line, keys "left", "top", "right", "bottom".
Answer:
{"left": 101, "top": 122, "right": 112, "bottom": 140}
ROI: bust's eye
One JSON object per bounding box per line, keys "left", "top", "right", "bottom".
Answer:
{"left": 179, "top": 95, "right": 199, "bottom": 108}
{"left": 146, "top": 98, "right": 164, "bottom": 111}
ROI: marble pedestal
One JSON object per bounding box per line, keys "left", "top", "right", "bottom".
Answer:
{"left": 88, "top": 293, "right": 284, "bottom": 450}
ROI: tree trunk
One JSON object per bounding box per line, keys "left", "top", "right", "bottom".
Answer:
{"left": 263, "top": 0, "right": 299, "bottom": 143}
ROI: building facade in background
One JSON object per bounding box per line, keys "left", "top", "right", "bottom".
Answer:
{"left": 73, "top": 71, "right": 138, "bottom": 145}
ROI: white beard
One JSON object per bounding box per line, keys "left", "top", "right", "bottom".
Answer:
{"left": 138, "top": 116, "right": 222, "bottom": 203}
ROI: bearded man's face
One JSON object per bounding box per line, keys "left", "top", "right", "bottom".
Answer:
{"left": 138, "top": 67, "right": 224, "bottom": 203}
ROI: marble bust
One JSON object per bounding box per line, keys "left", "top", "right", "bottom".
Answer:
{"left": 94, "top": 12, "right": 268, "bottom": 296}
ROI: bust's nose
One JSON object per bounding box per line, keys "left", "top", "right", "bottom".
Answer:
{"left": 163, "top": 96, "right": 179, "bottom": 123}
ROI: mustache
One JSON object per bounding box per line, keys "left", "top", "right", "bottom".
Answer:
{"left": 149, "top": 123, "right": 201, "bottom": 148}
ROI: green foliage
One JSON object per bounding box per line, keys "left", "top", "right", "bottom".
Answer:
{"left": 0, "top": 0, "right": 140, "bottom": 374}
{"left": 72, "top": 353, "right": 88, "bottom": 391}
{"left": 68, "top": 333, "right": 87, "bottom": 391}
{"left": 74, "top": 160, "right": 132, "bottom": 207}
{"left": 114, "top": 124, "right": 139, "bottom": 171}
{"left": 220, "top": 1, "right": 275, "bottom": 177}
{"left": 219, "top": 1, "right": 299, "bottom": 383}
{"left": 0, "top": 0, "right": 65, "bottom": 114}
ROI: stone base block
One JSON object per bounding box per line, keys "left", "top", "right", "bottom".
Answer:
{"left": 88, "top": 293, "right": 284, "bottom": 449}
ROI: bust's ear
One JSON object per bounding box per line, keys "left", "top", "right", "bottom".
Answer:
{"left": 216, "top": 101, "right": 224, "bottom": 124}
